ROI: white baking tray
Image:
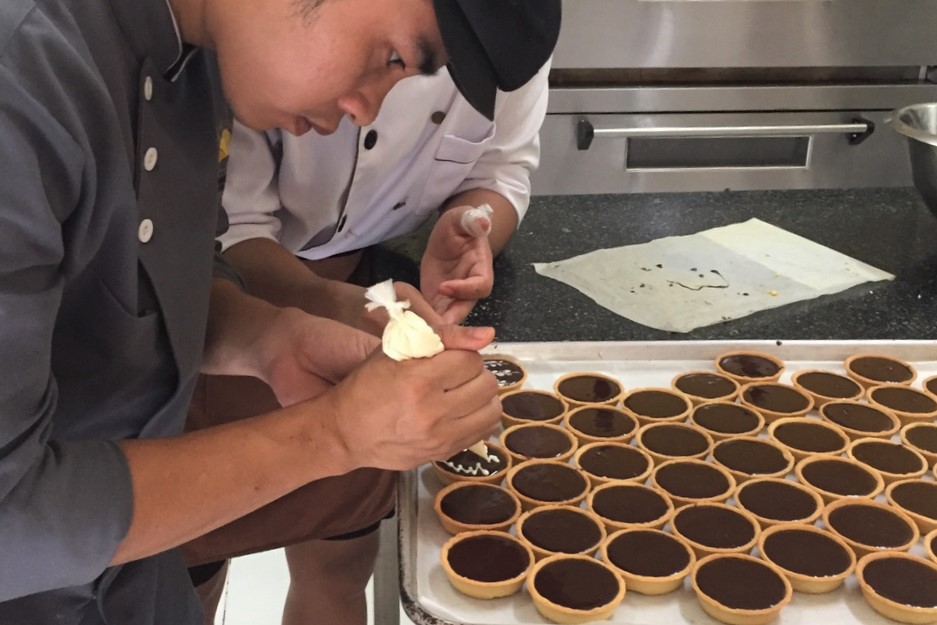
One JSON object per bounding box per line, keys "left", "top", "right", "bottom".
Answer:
{"left": 398, "top": 340, "right": 937, "bottom": 625}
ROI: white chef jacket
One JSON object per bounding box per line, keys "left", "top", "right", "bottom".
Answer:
{"left": 218, "top": 62, "right": 549, "bottom": 259}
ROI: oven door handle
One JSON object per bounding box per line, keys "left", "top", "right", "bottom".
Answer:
{"left": 576, "top": 118, "right": 875, "bottom": 150}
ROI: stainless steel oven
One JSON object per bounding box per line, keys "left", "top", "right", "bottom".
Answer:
{"left": 532, "top": 0, "right": 937, "bottom": 194}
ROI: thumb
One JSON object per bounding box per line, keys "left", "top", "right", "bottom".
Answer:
{"left": 435, "top": 324, "right": 495, "bottom": 352}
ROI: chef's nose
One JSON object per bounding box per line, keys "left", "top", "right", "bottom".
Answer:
{"left": 339, "top": 76, "right": 399, "bottom": 127}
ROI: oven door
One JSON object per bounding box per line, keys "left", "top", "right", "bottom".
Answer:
{"left": 531, "top": 111, "right": 910, "bottom": 194}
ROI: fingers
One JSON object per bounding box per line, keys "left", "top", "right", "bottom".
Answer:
{"left": 440, "top": 300, "right": 475, "bottom": 326}
{"left": 458, "top": 205, "right": 493, "bottom": 238}
{"left": 434, "top": 324, "right": 495, "bottom": 352}
{"left": 437, "top": 275, "right": 492, "bottom": 301}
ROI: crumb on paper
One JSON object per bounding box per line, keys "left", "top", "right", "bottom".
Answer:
{"left": 768, "top": 290, "right": 779, "bottom": 297}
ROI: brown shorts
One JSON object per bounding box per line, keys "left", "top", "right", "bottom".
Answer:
{"left": 179, "top": 373, "right": 397, "bottom": 566}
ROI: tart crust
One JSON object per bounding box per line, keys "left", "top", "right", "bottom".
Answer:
{"left": 433, "top": 481, "right": 521, "bottom": 535}
{"left": 440, "top": 530, "right": 534, "bottom": 599}
{"left": 527, "top": 553, "right": 626, "bottom": 624}
{"left": 691, "top": 553, "right": 793, "bottom": 625}
{"left": 601, "top": 527, "right": 695, "bottom": 595}
{"left": 856, "top": 551, "right": 937, "bottom": 624}
{"left": 757, "top": 523, "right": 856, "bottom": 594}
{"left": 714, "top": 350, "right": 785, "bottom": 385}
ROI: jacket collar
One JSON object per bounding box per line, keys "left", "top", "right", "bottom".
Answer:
{"left": 106, "top": 0, "right": 188, "bottom": 79}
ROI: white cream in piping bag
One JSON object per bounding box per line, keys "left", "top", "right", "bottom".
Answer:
{"left": 364, "top": 279, "right": 489, "bottom": 459}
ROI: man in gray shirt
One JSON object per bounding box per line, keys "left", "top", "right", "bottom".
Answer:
{"left": 0, "top": 0, "right": 560, "bottom": 623}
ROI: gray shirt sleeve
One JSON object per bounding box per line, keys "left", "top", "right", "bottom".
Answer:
{"left": 0, "top": 67, "right": 134, "bottom": 600}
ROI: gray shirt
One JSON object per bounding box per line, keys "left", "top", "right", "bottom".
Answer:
{"left": 0, "top": 0, "right": 230, "bottom": 622}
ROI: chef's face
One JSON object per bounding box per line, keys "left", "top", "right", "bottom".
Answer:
{"left": 208, "top": 0, "right": 447, "bottom": 135}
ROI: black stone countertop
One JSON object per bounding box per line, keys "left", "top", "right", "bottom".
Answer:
{"left": 375, "top": 187, "right": 937, "bottom": 342}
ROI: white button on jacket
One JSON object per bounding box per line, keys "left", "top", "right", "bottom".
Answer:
{"left": 219, "top": 63, "right": 550, "bottom": 259}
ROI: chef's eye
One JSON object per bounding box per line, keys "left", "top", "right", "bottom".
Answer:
{"left": 387, "top": 50, "right": 406, "bottom": 70}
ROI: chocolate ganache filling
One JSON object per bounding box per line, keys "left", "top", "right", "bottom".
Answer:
{"left": 851, "top": 441, "right": 924, "bottom": 475}
{"left": 675, "top": 372, "right": 737, "bottom": 399}
{"left": 742, "top": 384, "right": 809, "bottom": 413}
{"left": 927, "top": 377, "right": 937, "bottom": 396}
{"left": 591, "top": 485, "right": 670, "bottom": 524}
{"left": 641, "top": 425, "right": 710, "bottom": 457}
{"left": 796, "top": 371, "right": 862, "bottom": 399}
{"left": 822, "top": 402, "right": 894, "bottom": 433}
{"left": 870, "top": 386, "right": 937, "bottom": 414}
{"left": 693, "top": 403, "right": 761, "bottom": 435}
{"left": 828, "top": 504, "right": 915, "bottom": 549}
{"left": 890, "top": 481, "right": 937, "bottom": 520}
{"left": 440, "top": 447, "right": 506, "bottom": 477}
{"left": 534, "top": 558, "right": 620, "bottom": 611}
{"left": 520, "top": 508, "right": 602, "bottom": 554}
{"left": 800, "top": 458, "right": 878, "bottom": 496}
{"left": 849, "top": 356, "right": 914, "bottom": 384}
{"left": 606, "top": 530, "right": 691, "bottom": 577}
{"left": 713, "top": 439, "right": 789, "bottom": 475}
{"left": 511, "top": 463, "right": 587, "bottom": 503}
{"left": 568, "top": 407, "right": 635, "bottom": 438}
{"left": 578, "top": 445, "right": 650, "bottom": 480}
{"left": 483, "top": 358, "right": 525, "bottom": 388}
{"left": 773, "top": 421, "right": 846, "bottom": 454}
{"left": 762, "top": 529, "right": 852, "bottom": 577}
{"left": 695, "top": 557, "right": 787, "bottom": 610}
{"left": 736, "top": 480, "right": 818, "bottom": 522}
{"left": 674, "top": 505, "right": 756, "bottom": 550}
{"left": 440, "top": 485, "right": 518, "bottom": 526}
{"left": 502, "top": 392, "right": 566, "bottom": 422}
{"left": 557, "top": 375, "right": 619, "bottom": 404}
{"left": 447, "top": 534, "right": 530, "bottom": 582}
{"left": 655, "top": 462, "right": 730, "bottom": 500}
{"left": 719, "top": 354, "right": 780, "bottom": 379}
{"left": 905, "top": 424, "right": 937, "bottom": 453}
{"left": 504, "top": 426, "right": 572, "bottom": 459}
{"left": 863, "top": 558, "right": 937, "bottom": 608}
{"left": 624, "top": 390, "right": 687, "bottom": 418}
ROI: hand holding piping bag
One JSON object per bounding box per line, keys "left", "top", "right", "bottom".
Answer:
{"left": 364, "top": 279, "right": 490, "bottom": 459}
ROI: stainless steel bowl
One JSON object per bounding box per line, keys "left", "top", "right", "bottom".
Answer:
{"left": 887, "top": 103, "right": 937, "bottom": 216}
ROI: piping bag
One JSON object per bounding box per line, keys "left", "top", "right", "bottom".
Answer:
{"left": 364, "top": 279, "right": 490, "bottom": 459}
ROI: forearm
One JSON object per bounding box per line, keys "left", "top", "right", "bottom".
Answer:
{"left": 442, "top": 189, "right": 518, "bottom": 256}
{"left": 222, "top": 238, "right": 363, "bottom": 324}
{"left": 112, "top": 391, "right": 351, "bottom": 564}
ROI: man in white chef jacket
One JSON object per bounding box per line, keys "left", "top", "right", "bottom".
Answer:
{"left": 183, "top": 62, "right": 550, "bottom": 624}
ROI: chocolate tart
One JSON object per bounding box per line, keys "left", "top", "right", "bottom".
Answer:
{"left": 901, "top": 422, "right": 937, "bottom": 469}
{"left": 573, "top": 441, "right": 653, "bottom": 488}
{"left": 689, "top": 401, "right": 765, "bottom": 442}
{"left": 886, "top": 479, "right": 937, "bottom": 534}
{"left": 711, "top": 436, "right": 795, "bottom": 483}
{"left": 482, "top": 355, "right": 527, "bottom": 395}
{"left": 500, "top": 389, "right": 568, "bottom": 428}
{"left": 823, "top": 497, "right": 920, "bottom": 558}
{"left": 856, "top": 551, "right": 937, "bottom": 624}
{"left": 635, "top": 422, "right": 713, "bottom": 466}
{"left": 620, "top": 386, "right": 693, "bottom": 426}
{"left": 868, "top": 383, "right": 937, "bottom": 426}
{"left": 434, "top": 481, "right": 522, "bottom": 534}
{"left": 738, "top": 382, "right": 814, "bottom": 423}
{"left": 715, "top": 350, "right": 785, "bottom": 385}
{"left": 794, "top": 455, "right": 885, "bottom": 503}
{"left": 845, "top": 353, "right": 917, "bottom": 388}
{"left": 924, "top": 374, "right": 937, "bottom": 400}
{"left": 499, "top": 422, "right": 578, "bottom": 465}
{"left": 846, "top": 437, "right": 927, "bottom": 484}
{"left": 440, "top": 530, "right": 534, "bottom": 599}
{"left": 767, "top": 417, "right": 849, "bottom": 462}
{"left": 672, "top": 370, "right": 740, "bottom": 405}
{"left": 505, "top": 459, "right": 590, "bottom": 511}
{"left": 553, "top": 372, "right": 624, "bottom": 408}
{"left": 432, "top": 442, "right": 512, "bottom": 486}
{"left": 926, "top": 528, "right": 937, "bottom": 566}
{"left": 671, "top": 502, "right": 760, "bottom": 558}
{"left": 562, "top": 404, "right": 638, "bottom": 446}
{"left": 819, "top": 400, "right": 901, "bottom": 441}
{"left": 692, "top": 553, "right": 793, "bottom": 625}
{"left": 587, "top": 481, "right": 675, "bottom": 531}
{"left": 601, "top": 528, "right": 695, "bottom": 595}
{"left": 790, "top": 368, "right": 864, "bottom": 407}
{"left": 733, "top": 477, "right": 824, "bottom": 529}
{"left": 527, "top": 553, "right": 626, "bottom": 625}
{"left": 757, "top": 523, "right": 855, "bottom": 594}
{"left": 516, "top": 504, "right": 606, "bottom": 560}
{"left": 651, "top": 458, "right": 736, "bottom": 507}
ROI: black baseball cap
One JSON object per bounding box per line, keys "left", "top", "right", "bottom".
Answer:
{"left": 432, "top": 0, "right": 562, "bottom": 120}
